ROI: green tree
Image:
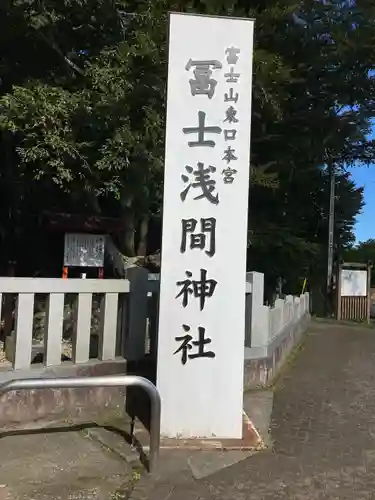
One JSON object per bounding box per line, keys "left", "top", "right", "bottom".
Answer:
{"left": 248, "top": 168, "right": 364, "bottom": 298}
{"left": 0, "top": 0, "right": 168, "bottom": 271}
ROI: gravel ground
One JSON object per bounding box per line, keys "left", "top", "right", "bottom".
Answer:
{"left": 130, "top": 321, "right": 375, "bottom": 500}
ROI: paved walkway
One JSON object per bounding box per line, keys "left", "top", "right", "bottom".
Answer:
{"left": 131, "top": 321, "right": 375, "bottom": 499}
{"left": 0, "top": 427, "right": 134, "bottom": 499}
{"left": 2, "top": 320, "right": 375, "bottom": 499}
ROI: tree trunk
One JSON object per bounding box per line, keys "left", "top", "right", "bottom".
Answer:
{"left": 136, "top": 216, "right": 149, "bottom": 257}
{"left": 85, "top": 190, "right": 149, "bottom": 275}
{"left": 104, "top": 237, "right": 127, "bottom": 278}
{"left": 119, "top": 209, "right": 136, "bottom": 257}
{"left": 85, "top": 191, "right": 129, "bottom": 277}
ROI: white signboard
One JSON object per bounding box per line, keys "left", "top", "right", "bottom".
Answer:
{"left": 341, "top": 269, "right": 367, "bottom": 297}
{"left": 64, "top": 233, "right": 105, "bottom": 267}
{"left": 157, "top": 13, "right": 254, "bottom": 439}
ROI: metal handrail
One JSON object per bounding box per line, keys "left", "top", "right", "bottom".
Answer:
{"left": 0, "top": 375, "right": 161, "bottom": 472}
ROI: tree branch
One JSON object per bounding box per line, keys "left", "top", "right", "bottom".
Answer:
{"left": 38, "top": 31, "right": 85, "bottom": 76}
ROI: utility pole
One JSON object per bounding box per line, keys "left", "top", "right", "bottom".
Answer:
{"left": 326, "top": 160, "right": 335, "bottom": 316}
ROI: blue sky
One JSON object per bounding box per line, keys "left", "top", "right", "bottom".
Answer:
{"left": 350, "top": 129, "right": 375, "bottom": 243}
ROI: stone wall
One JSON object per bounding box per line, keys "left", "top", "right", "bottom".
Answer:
{"left": 0, "top": 359, "right": 127, "bottom": 430}
{"left": 244, "top": 312, "right": 310, "bottom": 389}
{"left": 244, "top": 272, "right": 311, "bottom": 389}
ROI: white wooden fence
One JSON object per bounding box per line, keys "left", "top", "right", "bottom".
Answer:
{"left": 0, "top": 278, "right": 128, "bottom": 370}
{"left": 245, "top": 271, "right": 310, "bottom": 359}
{"left": 0, "top": 270, "right": 307, "bottom": 373}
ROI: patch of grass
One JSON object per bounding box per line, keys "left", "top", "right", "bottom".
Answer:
{"left": 245, "top": 334, "right": 307, "bottom": 393}
{"left": 269, "top": 339, "right": 306, "bottom": 391}
{"left": 110, "top": 468, "right": 142, "bottom": 500}
{"left": 313, "top": 316, "right": 375, "bottom": 329}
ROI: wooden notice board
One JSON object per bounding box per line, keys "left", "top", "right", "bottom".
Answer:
{"left": 336, "top": 262, "right": 372, "bottom": 323}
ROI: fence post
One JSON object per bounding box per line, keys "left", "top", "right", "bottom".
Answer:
{"left": 147, "top": 276, "right": 160, "bottom": 358}
{"left": 250, "top": 271, "right": 264, "bottom": 308}
{"left": 245, "top": 272, "right": 269, "bottom": 348}
{"left": 251, "top": 305, "right": 270, "bottom": 347}
{"left": 274, "top": 298, "right": 285, "bottom": 331}
{"left": 244, "top": 273, "right": 253, "bottom": 347}
{"left": 305, "top": 292, "right": 310, "bottom": 313}
{"left": 125, "top": 267, "right": 149, "bottom": 361}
